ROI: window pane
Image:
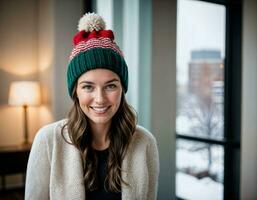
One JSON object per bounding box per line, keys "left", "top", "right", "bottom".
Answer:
{"left": 176, "top": 0, "right": 226, "bottom": 140}
{"left": 176, "top": 139, "right": 224, "bottom": 200}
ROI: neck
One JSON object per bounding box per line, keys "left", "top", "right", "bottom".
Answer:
{"left": 90, "top": 122, "right": 111, "bottom": 151}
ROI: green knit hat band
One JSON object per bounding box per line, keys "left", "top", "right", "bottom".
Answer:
{"left": 67, "top": 47, "right": 128, "bottom": 97}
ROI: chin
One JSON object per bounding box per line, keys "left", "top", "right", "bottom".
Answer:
{"left": 90, "top": 116, "right": 112, "bottom": 125}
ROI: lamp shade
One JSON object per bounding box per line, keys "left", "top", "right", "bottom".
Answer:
{"left": 8, "top": 81, "right": 41, "bottom": 106}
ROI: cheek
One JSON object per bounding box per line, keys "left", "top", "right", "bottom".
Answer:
{"left": 77, "top": 93, "right": 91, "bottom": 107}
{"left": 111, "top": 92, "right": 122, "bottom": 106}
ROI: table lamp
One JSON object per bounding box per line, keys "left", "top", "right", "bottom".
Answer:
{"left": 8, "top": 81, "right": 41, "bottom": 144}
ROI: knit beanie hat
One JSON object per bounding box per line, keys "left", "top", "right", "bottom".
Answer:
{"left": 67, "top": 13, "right": 128, "bottom": 97}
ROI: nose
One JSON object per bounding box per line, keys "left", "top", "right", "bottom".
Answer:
{"left": 95, "top": 88, "right": 106, "bottom": 104}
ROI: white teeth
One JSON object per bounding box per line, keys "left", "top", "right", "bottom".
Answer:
{"left": 91, "top": 107, "right": 109, "bottom": 113}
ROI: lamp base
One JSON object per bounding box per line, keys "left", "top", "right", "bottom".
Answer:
{"left": 23, "top": 105, "right": 29, "bottom": 145}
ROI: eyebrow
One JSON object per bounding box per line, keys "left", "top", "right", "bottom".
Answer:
{"left": 79, "top": 78, "right": 120, "bottom": 85}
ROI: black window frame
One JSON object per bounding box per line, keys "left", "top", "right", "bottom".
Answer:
{"left": 83, "top": 0, "right": 93, "bottom": 13}
{"left": 176, "top": 0, "right": 242, "bottom": 199}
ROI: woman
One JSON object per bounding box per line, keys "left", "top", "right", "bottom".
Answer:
{"left": 25, "top": 13, "right": 159, "bottom": 200}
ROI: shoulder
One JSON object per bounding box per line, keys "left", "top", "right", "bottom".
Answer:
{"left": 38, "top": 119, "right": 67, "bottom": 134}
{"left": 32, "top": 119, "right": 68, "bottom": 147}
{"left": 125, "top": 125, "right": 159, "bottom": 173}
{"left": 30, "top": 119, "right": 69, "bottom": 162}
{"left": 35, "top": 119, "right": 67, "bottom": 138}
{"left": 129, "top": 125, "right": 158, "bottom": 152}
{"left": 133, "top": 125, "right": 157, "bottom": 144}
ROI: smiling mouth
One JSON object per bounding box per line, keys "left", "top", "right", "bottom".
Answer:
{"left": 90, "top": 106, "right": 110, "bottom": 114}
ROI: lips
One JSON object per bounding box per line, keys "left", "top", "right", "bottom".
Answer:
{"left": 90, "top": 106, "right": 110, "bottom": 114}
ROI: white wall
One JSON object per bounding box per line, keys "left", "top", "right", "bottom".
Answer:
{"left": 241, "top": 0, "right": 257, "bottom": 199}
{"left": 123, "top": 0, "right": 140, "bottom": 111}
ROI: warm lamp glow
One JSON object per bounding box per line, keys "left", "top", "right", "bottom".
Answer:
{"left": 9, "top": 81, "right": 41, "bottom": 106}
{"left": 8, "top": 81, "right": 41, "bottom": 144}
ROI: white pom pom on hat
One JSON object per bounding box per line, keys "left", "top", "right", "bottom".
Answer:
{"left": 78, "top": 12, "right": 106, "bottom": 32}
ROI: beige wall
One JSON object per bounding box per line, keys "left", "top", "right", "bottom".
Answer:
{"left": 0, "top": 0, "right": 83, "bottom": 144}
{"left": 0, "top": 0, "right": 83, "bottom": 188}
{"left": 0, "top": 0, "right": 40, "bottom": 146}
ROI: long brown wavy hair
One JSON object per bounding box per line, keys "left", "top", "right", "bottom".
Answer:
{"left": 61, "top": 83, "right": 137, "bottom": 193}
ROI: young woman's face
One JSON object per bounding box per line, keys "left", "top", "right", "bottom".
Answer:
{"left": 76, "top": 69, "right": 122, "bottom": 126}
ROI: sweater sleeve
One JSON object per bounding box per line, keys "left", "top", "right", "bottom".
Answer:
{"left": 25, "top": 127, "right": 51, "bottom": 200}
{"left": 146, "top": 136, "right": 160, "bottom": 200}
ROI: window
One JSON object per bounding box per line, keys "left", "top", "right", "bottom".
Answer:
{"left": 176, "top": 0, "right": 242, "bottom": 199}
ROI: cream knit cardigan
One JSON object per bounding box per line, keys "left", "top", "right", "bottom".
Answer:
{"left": 25, "top": 119, "right": 159, "bottom": 200}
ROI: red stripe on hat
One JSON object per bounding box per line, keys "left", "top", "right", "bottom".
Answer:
{"left": 69, "top": 37, "right": 124, "bottom": 61}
